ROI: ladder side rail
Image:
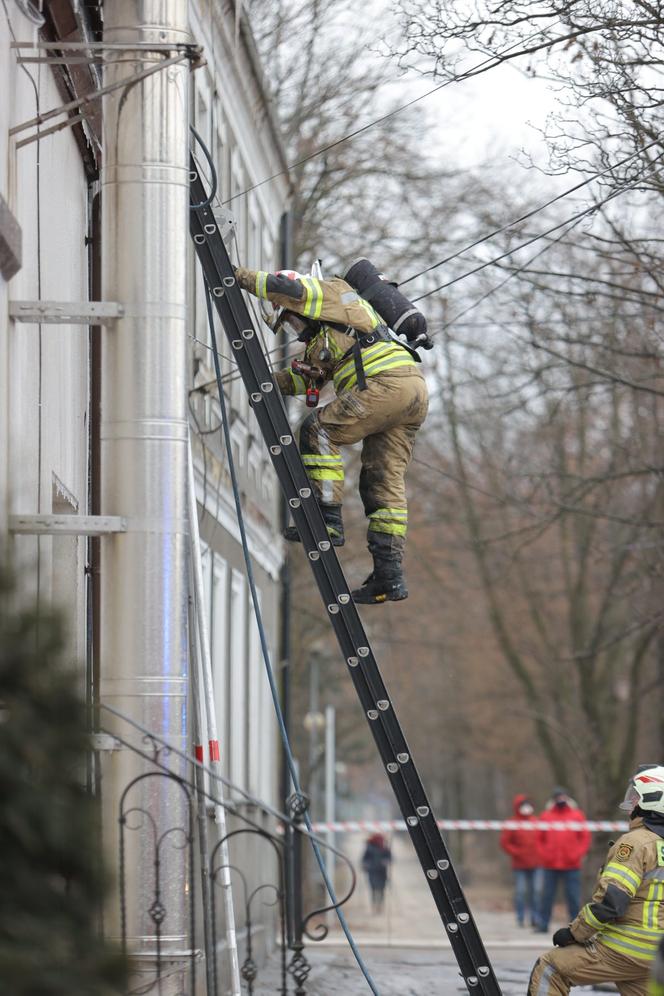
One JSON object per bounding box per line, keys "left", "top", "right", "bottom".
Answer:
{"left": 189, "top": 177, "right": 502, "bottom": 995}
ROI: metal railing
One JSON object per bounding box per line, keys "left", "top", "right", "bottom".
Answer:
{"left": 96, "top": 704, "right": 357, "bottom": 995}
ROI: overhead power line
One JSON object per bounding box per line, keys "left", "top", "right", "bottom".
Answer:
{"left": 223, "top": 22, "right": 563, "bottom": 204}
{"left": 416, "top": 152, "right": 664, "bottom": 307}
{"left": 400, "top": 138, "right": 662, "bottom": 290}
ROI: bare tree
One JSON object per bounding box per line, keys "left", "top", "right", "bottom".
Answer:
{"left": 249, "top": 0, "right": 474, "bottom": 274}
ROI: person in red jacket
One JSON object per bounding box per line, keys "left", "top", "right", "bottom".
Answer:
{"left": 500, "top": 793, "right": 543, "bottom": 928}
{"left": 536, "top": 786, "right": 591, "bottom": 932}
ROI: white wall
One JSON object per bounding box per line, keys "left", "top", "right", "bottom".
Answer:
{"left": 1, "top": 3, "right": 89, "bottom": 664}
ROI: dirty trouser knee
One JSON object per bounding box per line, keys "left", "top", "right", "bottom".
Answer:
{"left": 303, "top": 370, "right": 428, "bottom": 527}
{"left": 299, "top": 410, "right": 345, "bottom": 506}
{"left": 528, "top": 943, "right": 651, "bottom": 996}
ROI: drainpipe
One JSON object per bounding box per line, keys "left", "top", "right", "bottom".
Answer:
{"left": 99, "top": 3, "right": 191, "bottom": 992}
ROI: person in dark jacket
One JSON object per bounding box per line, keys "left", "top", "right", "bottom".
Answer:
{"left": 536, "top": 787, "right": 591, "bottom": 932}
{"left": 362, "top": 833, "right": 392, "bottom": 913}
{"left": 500, "top": 793, "right": 543, "bottom": 928}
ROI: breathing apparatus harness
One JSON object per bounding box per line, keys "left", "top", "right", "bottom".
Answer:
{"left": 285, "top": 256, "right": 431, "bottom": 402}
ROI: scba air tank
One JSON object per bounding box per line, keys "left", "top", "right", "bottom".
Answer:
{"left": 342, "top": 257, "right": 428, "bottom": 344}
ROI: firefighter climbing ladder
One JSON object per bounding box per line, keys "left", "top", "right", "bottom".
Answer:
{"left": 189, "top": 161, "right": 502, "bottom": 996}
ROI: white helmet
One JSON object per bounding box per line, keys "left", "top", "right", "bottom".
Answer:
{"left": 275, "top": 269, "right": 304, "bottom": 283}
{"left": 619, "top": 764, "right": 664, "bottom": 814}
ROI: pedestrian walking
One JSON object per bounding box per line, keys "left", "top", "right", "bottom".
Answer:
{"left": 362, "top": 833, "right": 392, "bottom": 914}
{"left": 536, "top": 786, "right": 591, "bottom": 932}
{"left": 529, "top": 764, "right": 664, "bottom": 995}
{"left": 500, "top": 793, "right": 542, "bottom": 928}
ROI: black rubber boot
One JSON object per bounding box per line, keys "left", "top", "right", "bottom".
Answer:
{"left": 352, "top": 534, "right": 408, "bottom": 604}
{"left": 283, "top": 503, "right": 345, "bottom": 547}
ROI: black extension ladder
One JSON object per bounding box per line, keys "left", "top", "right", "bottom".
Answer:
{"left": 189, "top": 161, "right": 502, "bottom": 996}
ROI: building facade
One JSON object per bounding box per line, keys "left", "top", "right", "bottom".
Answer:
{"left": 0, "top": 0, "right": 290, "bottom": 988}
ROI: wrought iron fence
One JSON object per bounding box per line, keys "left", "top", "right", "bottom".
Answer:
{"left": 96, "top": 704, "right": 356, "bottom": 995}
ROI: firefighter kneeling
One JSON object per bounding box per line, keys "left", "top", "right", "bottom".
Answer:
{"left": 234, "top": 265, "right": 430, "bottom": 605}
{"left": 529, "top": 764, "right": 664, "bottom": 996}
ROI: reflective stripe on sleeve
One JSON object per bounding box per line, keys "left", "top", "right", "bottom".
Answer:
{"left": 582, "top": 904, "right": 604, "bottom": 930}
{"left": 289, "top": 370, "right": 307, "bottom": 395}
{"left": 603, "top": 862, "right": 641, "bottom": 896}
{"left": 300, "top": 277, "right": 323, "bottom": 319}
{"left": 255, "top": 271, "right": 269, "bottom": 299}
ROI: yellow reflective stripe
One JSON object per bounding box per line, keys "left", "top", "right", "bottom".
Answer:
{"left": 300, "top": 277, "right": 323, "bottom": 319}
{"left": 289, "top": 370, "right": 307, "bottom": 395}
{"left": 335, "top": 342, "right": 395, "bottom": 379}
{"left": 302, "top": 454, "right": 343, "bottom": 465}
{"left": 605, "top": 862, "right": 641, "bottom": 895}
{"left": 601, "top": 935, "right": 659, "bottom": 961}
{"left": 363, "top": 353, "right": 416, "bottom": 376}
{"left": 340, "top": 355, "right": 415, "bottom": 391}
{"left": 644, "top": 881, "right": 664, "bottom": 930}
{"left": 255, "top": 271, "right": 269, "bottom": 299}
{"left": 305, "top": 467, "right": 344, "bottom": 481}
{"left": 334, "top": 345, "right": 415, "bottom": 391}
{"left": 582, "top": 904, "right": 604, "bottom": 930}
{"left": 369, "top": 508, "right": 408, "bottom": 521}
{"left": 358, "top": 298, "right": 381, "bottom": 328}
{"left": 608, "top": 924, "right": 664, "bottom": 939}
{"left": 368, "top": 520, "right": 407, "bottom": 536}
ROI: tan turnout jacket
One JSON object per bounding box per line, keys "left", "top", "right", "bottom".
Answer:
{"left": 570, "top": 818, "right": 664, "bottom": 963}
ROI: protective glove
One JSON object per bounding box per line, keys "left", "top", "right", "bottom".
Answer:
{"left": 552, "top": 927, "right": 575, "bottom": 947}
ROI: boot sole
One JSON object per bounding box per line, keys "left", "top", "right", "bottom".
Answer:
{"left": 352, "top": 589, "right": 408, "bottom": 605}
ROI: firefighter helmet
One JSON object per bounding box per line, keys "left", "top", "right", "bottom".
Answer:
{"left": 619, "top": 764, "right": 664, "bottom": 814}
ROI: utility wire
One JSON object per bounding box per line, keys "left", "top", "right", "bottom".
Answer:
{"left": 399, "top": 138, "right": 663, "bottom": 289}
{"left": 202, "top": 280, "right": 380, "bottom": 994}
{"left": 223, "top": 21, "right": 563, "bottom": 205}
{"left": 417, "top": 152, "right": 664, "bottom": 308}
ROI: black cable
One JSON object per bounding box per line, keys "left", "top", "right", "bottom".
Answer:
{"left": 189, "top": 124, "right": 218, "bottom": 209}
{"left": 399, "top": 138, "right": 663, "bottom": 289}
{"left": 223, "top": 21, "right": 564, "bottom": 205}
{"left": 201, "top": 281, "right": 381, "bottom": 994}
{"left": 416, "top": 154, "right": 664, "bottom": 307}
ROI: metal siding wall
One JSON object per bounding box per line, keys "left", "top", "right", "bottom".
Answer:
{"left": 3, "top": 6, "right": 89, "bottom": 653}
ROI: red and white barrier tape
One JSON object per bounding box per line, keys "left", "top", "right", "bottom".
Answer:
{"left": 310, "top": 819, "right": 629, "bottom": 833}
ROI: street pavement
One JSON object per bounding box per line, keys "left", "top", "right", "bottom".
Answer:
{"left": 257, "top": 834, "right": 617, "bottom": 994}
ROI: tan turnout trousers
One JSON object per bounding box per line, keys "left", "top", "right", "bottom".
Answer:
{"left": 529, "top": 942, "right": 651, "bottom": 995}
{"left": 299, "top": 367, "right": 428, "bottom": 547}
